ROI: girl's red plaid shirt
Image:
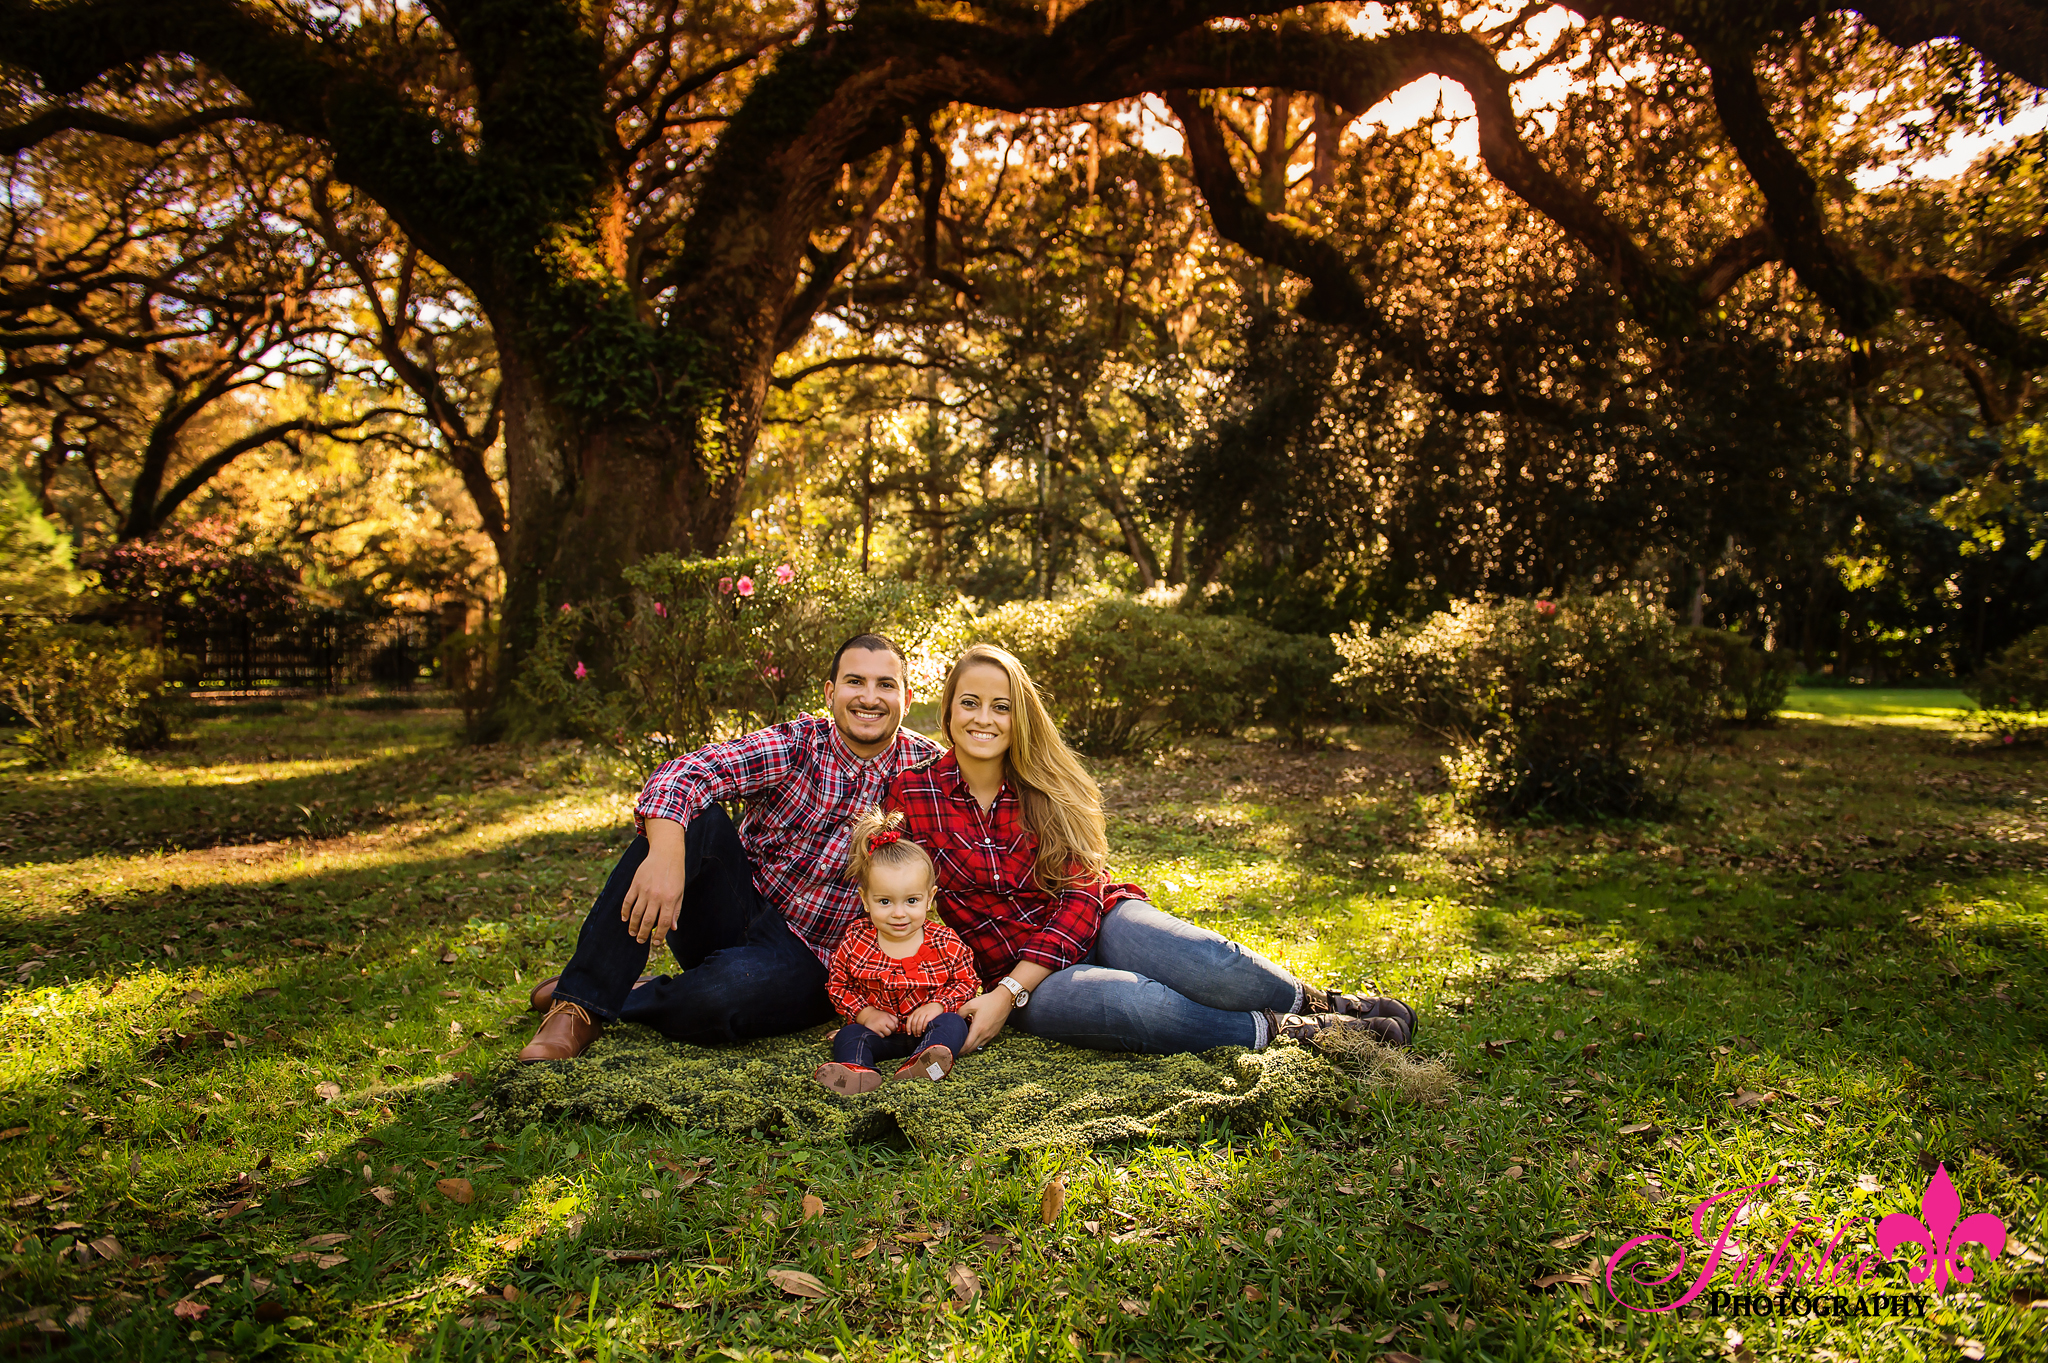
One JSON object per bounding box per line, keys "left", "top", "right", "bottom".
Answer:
{"left": 825, "top": 919, "right": 979, "bottom": 1021}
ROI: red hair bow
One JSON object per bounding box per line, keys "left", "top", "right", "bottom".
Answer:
{"left": 867, "top": 829, "right": 902, "bottom": 852}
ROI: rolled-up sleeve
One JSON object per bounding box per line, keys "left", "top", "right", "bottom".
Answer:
{"left": 633, "top": 721, "right": 807, "bottom": 836}
{"left": 1009, "top": 872, "right": 1106, "bottom": 974}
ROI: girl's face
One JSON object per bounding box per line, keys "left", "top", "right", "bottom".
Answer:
{"left": 862, "top": 858, "right": 935, "bottom": 946}
{"left": 948, "top": 661, "right": 1014, "bottom": 765}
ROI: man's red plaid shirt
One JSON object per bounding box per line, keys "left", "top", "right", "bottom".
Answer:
{"left": 825, "top": 919, "right": 979, "bottom": 1022}
{"left": 633, "top": 715, "right": 942, "bottom": 963}
{"left": 884, "top": 751, "right": 1146, "bottom": 985}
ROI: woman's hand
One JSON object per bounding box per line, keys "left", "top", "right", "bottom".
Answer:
{"left": 904, "top": 1001, "right": 943, "bottom": 1036}
{"left": 958, "top": 990, "right": 1015, "bottom": 1054}
{"left": 856, "top": 1006, "right": 900, "bottom": 1038}
{"left": 621, "top": 819, "right": 688, "bottom": 944}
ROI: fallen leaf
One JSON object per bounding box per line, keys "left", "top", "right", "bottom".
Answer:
{"left": 1243, "top": 1285, "right": 1266, "bottom": 1303}
{"left": 1265, "top": 1226, "right": 1283, "bottom": 1246}
{"left": 801, "top": 1194, "right": 825, "bottom": 1222}
{"left": 367, "top": 1186, "right": 398, "bottom": 1206}
{"left": 1552, "top": 1029, "right": 1566, "bottom": 1041}
{"left": 87, "top": 1236, "right": 124, "bottom": 1262}
{"left": 436, "top": 1178, "right": 475, "bottom": 1205}
{"left": 1040, "top": 1176, "right": 1066, "bottom": 1224}
{"left": 1383, "top": 1352, "right": 1427, "bottom": 1363}
{"left": 313, "top": 1253, "right": 348, "bottom": 1270}
{"left": 1534, "top": 1273, "right": 1594, "bottom": 1289}
{"left": 171, "top": 1300, "right": 208, "bottom": 1321}
{"left": 314, "top": 1082, "right": 341, "bottom": 1102}
{"left": 946, "top": 1262, "right": 981, "bottom": 1303}
{"left": 1855, "top": 1174, "right": 1884, "bottom": 1193}
{"left": 1731, "top": 1090, "right": 1772, "bottom": 1110}
{"left": 8, "top": 1194, "right": 39, "bottom": 1208}
{"left": 1504, "top": 1165, "right": 1524, "bottom": 1180}
{"left": 180, "top": 990, "right": 205, "bottom": 1006}
{"left": 439, "top": 948, "right": 457, "bottom": 964}
{"left": 1618, "top": 1122, "right": 1658, "bottom": 1137}
{"left": 596, "top": 1248, "right": 660, "bottom": 1263}
{"left": 767, "top": 1267, "right": 827, "bottom": 1299}
{"left": 851, "top": 1238, "right": 879, "bottom": 1259}
{"left": 1081, "top": 1220, "right": 1100, "bottom": 1235}
{"left": 0, "top": 1127, "right": 28, "bottom": 1141}
{"left": 1581, "top": 1042, "right": 1601, "bottom": 1060}
{"left": 1958, "top": 1341, "right": 1985, "bottom": 1362}
{"left": 1416, "top": 1279, "right": 1450, "bottom": 1293}
{"left": 1549, "top": 1231, "right": 1592, "bottom": 1249}
{"left": 1119, "top": 1298, "right": 1148, "bottom": 1316}
{"left": 299, "top": 1233, "right": 351, "bottom": 1249}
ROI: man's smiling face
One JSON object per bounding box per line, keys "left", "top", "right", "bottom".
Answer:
{"left": 825, "top": 647, "right": 908, "bottom": 757}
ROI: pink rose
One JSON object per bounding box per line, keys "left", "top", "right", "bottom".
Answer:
{"left": 559, "top": 602, "right": 573, "bottom": 613}
{"left": 652, "top": 602, "right": 667, "bottom": 618}
{"left": 765, "top": 665, "right": 783, "bottom": 681}
{"left": 718, "top": 577, "right": 733, "bottom": 594}
{"left": 736, "top": 576, "right": 755, "bottom": 597}
{"left": 773, "top": 563, "right": 794, "bottom": 585}
{"left": 574, "top": 661, "right": 588, "bottom": 680}
{"left": 1535, "top": 600, "right": 1557, "bottom": 617}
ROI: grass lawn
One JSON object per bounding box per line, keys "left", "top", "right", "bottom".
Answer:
{"left": 1781, "top": 688, "right": 1976, "bottom": 725}
{"left": 0, "top": 701, "right": 2043, "bottom": 1361}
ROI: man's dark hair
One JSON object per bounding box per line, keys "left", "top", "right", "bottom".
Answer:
{"left": 829, "top": 632, "right": 908, "bottom": 683}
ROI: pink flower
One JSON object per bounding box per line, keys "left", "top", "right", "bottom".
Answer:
{"left": 718, "top": 577, "right": 733, "bottom": 595}
{"left": 652, "top": 602, "right": 667, "bottom": 618}
{"left": 773, "top": 563, "right": 795, "bottom": 585}
{"left": 1535, "top": 599, "right": 1558, "bottom": 617}
{"left": 765, "top": 665, "right": 783, "bottom": 681}
{"left": 574, "top": 661, "right": 588, "bottom": 680}
{"left": 736, "top": 576, "right": 755, "bottom": 597}
{"left": 559, "top": 602, "right": 573, "bottom": 614}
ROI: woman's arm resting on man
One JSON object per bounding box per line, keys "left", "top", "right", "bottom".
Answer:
{"left": 959, "top": 960, "right": 1054, "bottom": 1054}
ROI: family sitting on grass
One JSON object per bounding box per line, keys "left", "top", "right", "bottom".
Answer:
{"left": 517, "top": 635, "right": 1416, "bottom": 1089}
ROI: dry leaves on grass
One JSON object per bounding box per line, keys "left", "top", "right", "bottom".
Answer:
{"left": 1040, "top": 1176, "right": 1066, "bottom": 1224}
{"left": 1311, "top": 1030, "right": 1457, "bottom": 1103}
{"left": 313, "top": 1082, "right": 341, "bottom": 1101}
{"left": 435, "top": 1178, "right": 474, "bottom": 1205}
{"left": 946, "top": 1262, "right": 981, "bottom": 1303}
{"left": 767, "top": 1268, "right": 827, "bottom": 1300}
{"left": 801, "top": 1194, "right": 825, "bottom": 1222}
{"left": 1731, "top": 1090, "right": 1773, "bottom": 1110}
{"left": 1549, "top": 1231, "right": 1592, "bottom": 1250}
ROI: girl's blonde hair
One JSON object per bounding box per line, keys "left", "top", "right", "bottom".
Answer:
{"left": 941, "top": 643, "right": 1107, "bottom": 891}
{"left": 845, "top": 807, "right": 935, "bottom": 889}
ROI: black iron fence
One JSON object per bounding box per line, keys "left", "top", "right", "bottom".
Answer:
{"left": 165, "top": 608, "right": 449, "bottom": 693}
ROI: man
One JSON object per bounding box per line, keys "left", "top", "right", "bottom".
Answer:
{"left": 518, "top": 633, "right": 940, "bottom": 1061}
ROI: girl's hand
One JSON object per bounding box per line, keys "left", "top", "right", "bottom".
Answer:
{"left": 856, "top": 1006, "right": 900, "bottom": 1037}
{"left": 904, "top": 1001, "right": 943, "bottom": 1035}
{"left": 958, "top": 990, "right": 1015, "bottom": 1054}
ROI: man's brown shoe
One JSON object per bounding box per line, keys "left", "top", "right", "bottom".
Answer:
{"left": 517, "top": 1001, "right": 603, "bottom": 1062}
{"left": 529, "top": 974, "right": 655, "bottom": 1013}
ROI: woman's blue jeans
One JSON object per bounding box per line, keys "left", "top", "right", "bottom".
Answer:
{"left": 1010, "top": 901, "right": 1298, "bottom": 1053}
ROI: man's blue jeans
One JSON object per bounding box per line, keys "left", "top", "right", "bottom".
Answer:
{"left": 551, "top": 807, "right": 837, "bottom": 1044}
{"left": 1010, "top": 901, "right": 1298, "bottom": 1052}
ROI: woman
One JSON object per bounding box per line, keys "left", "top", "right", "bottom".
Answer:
{"left": 885, "top": 642, "right": 1416, "bottom": 1056}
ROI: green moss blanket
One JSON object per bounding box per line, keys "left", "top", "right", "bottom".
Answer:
{"left": 483, "top": 1024, "right": 1362, "bottom": 1152}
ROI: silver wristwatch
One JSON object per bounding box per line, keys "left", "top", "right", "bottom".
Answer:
{"left": 996, "top": 975, "right": 1030, "bottom": 1008}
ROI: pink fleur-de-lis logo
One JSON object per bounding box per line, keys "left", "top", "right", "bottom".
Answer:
{"left": 1875, "top": 1164, "right": 2006, "bottom": 1295}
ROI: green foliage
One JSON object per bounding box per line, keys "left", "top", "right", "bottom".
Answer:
{"left": 1964, "top": 623, "right": 2048, "bottom": 742}
{"left": 513, "top": 554, "right": 941, "bottom": 774}
{"left": 0, "top": 475, "right": 88, "bottom": 612}
{"left": 438, "top": 617, "right": 501, "bottom": 743}
{"left": 1333, "top": 593, "right": 1720, "bottom": 819}
{"left": 1685, "top": 628, "right": 1797, "bottom": 726}
{"left": 0, "top": 621, "right": 167, "bottom": 766}
{"left": 939, "top": 592, "right": 1344, "bottom": 756}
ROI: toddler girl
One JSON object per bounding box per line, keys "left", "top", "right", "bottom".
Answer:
{"left": 813, "top": 808, "right": 978, "bottom": 1095}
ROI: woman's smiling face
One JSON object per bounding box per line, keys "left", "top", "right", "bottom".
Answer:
{"left": 948, "top": 661, "right": 1014, "bottom": 764}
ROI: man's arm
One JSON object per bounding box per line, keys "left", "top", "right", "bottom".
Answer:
{"left": 622, "top": 721, "right": 810, "bottom": 944}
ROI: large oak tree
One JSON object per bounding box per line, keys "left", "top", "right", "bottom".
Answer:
{"left": 4, "top": 0, "right": 2043, "bottom": 681}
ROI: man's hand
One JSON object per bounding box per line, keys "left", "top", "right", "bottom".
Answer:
{"left": 958, "top": 990, "right": 1015, "bottom": 1054}
{"left": 904, "top": 1001, "right": 944, "bottom": 1036}
{"left": 855, "top": 1006, "right": 900, "bottom": 1038}
{"left": 621, "top": 819, "right": 688, "bottom": 944}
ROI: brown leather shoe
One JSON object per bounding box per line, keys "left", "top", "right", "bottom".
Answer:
{"left": 529, "top": 973, "right": 655, "bottom": 1012}
{"left": 516, "top": 1001, "right": 603, "bottom": 1062}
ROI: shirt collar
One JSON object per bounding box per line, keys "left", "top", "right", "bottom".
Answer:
{"left": 937, "top": 750, "right": 1012, "bottom": 808}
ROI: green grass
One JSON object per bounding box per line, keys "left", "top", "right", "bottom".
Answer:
{"left": 1782, "top": 687, "right": 1975, "bottom": 724}
{"left": 0, "top": 703, "right": 2043, "bottom": 1361}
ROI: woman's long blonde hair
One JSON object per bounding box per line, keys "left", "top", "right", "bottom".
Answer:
{"left": 941, "top": 643, "right": 1107, "bottom": 891}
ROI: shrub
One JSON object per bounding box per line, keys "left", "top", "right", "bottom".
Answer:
{"left": 1333, "top": 593, "right": 1720, "bottom": 819}
{"left": 439, "top": 619, "right": 500, "bottom": 743}
{"left": 515, "top": 555, "right": 942, "bottom": 775}
{"left": 1685, "top": 628, "right": 1796, "bottom": 726}
{"left": 0, "top": 621, "right": 168, "bottom": 766}
{"left": 935, "top": 592, "right": 1346, "bottom": 755}
{"left": 1964, "top": 625, "right": 2048, "bottom": 744}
